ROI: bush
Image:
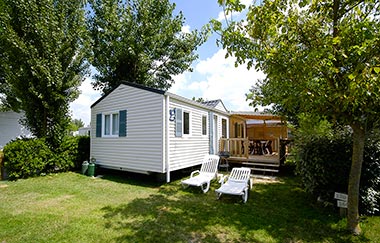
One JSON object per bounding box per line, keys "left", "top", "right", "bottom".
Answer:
{"left": 3, "top": 136, "right": 90, "bottom": 180}
{"left": 60, "top": 136, "right": 90, "bottom": 170}
{"left": 296, "top": 129, "right": 380, "bottom": 215}
{"left": 360, "top": 130, "right": 380, "bottom": 215}
{"left": 4, "top": 138, "right": 52, "bottom": 180}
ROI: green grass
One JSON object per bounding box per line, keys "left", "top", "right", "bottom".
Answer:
{"left": 0, "top": 171, "right": 379, "bottom": 243}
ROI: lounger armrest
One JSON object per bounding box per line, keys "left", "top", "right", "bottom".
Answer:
{"left": 190, "top": 170, "right": 200, "bottom": 178}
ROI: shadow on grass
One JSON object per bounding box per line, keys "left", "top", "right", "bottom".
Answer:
{"left": 101, "top": 177, "right": 370, "bottom": 243}
{"left": 95, "top": 166, "right": 198, "bottom": 189}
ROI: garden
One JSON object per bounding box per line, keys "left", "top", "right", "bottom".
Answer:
{"left": 0, "top": 170, "right": 379, "bottom": 243}
{"left": 1, "top": 121, "right": 380, "bottom": 242}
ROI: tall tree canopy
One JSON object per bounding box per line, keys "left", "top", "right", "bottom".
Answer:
{"left": 214, "top": 0, "right": 380, "bottom": 234}
{"left": 0, "top": 0, "right": 88, "bottom": 148}
{"left": 88, "top": 0, "right": 207, "bottom": 93}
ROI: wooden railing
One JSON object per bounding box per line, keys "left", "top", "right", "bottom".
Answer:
{"left": 219, "top": 138, "right": 249, "bottom": 158}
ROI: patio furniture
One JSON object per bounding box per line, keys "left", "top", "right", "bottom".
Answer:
{"left": 218, "top": 151, "right": 230, "bottom": 171}
{"left": 181, "top": 154, "right": 220, "bottom": 193}
{"left": 215, "top": 167, "right": 252, "bottom": 203}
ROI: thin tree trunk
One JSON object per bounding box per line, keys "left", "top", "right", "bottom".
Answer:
{"left": 347, "top": 122, "right": 365, "bottom": 235}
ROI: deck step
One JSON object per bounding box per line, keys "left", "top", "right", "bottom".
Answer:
{"left": 250, "top": 167, "right": 279, "bottom": 173}
{"left": 242, "top": 162, "right": 280, "bottom": 167}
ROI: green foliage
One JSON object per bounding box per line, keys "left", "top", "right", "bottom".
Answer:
{"left": 3, "top": 138, "right": 52, "bottom": 180}
{"left": 214, "top": 0, "right": 380, "bottom": 233}
{"left": 60, "top": 135, "right": 90, "bottom": 169}
{"left": 88, "top": 0, "right": 208, "bottom": 93}
{"left": 0, "top": 0, "right": 89, "bottom": 148}
{"left": 3, "top": 136, "right": 90, "bottom": 180}
{"left": 68, "top": 118, "right": 85, "bottom": 132}
{"left": 294, "top": 113, "right": 334, "bottom": 142}
{"left": 296, "top": 129, "right": 380, "bottom": 215}
{"left": 214, "top": 0, "right": 380, "bottom": 125}
{"left": 296, "top": 132, "right": 352, "bottom": 200}
{"left": 360, "top": 130, "right": 380, "bottom": 215}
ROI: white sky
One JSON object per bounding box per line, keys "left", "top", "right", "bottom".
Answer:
{"left": 69, "top": 0, "right": 263, "bottom": 126}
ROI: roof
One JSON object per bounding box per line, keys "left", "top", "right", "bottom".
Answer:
{"left": 202, "top": 100, "right": 220, "bottom": 108}
{"left": 166, "top": 92, "right": 230, "bottom": 115}
{"left": 90, "top": 82, "right": 230, "bottom": 115}
{"left": 229, "top": 111, "right": 283, "bottom": 121}
{"left": 201, "top": 99, "right": 228, "bottom": 112}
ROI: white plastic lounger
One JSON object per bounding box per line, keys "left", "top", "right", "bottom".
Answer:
{"left": 215, "top": 167, "right": 252, "bottom": 203}
{"left": 181, "top": 154, "right": 220, "bottom": 193}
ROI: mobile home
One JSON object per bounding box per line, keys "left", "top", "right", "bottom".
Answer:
{"left": 0, "top": 111, "right": 32, "bottom": 149}
{"left": 90, "top": 82, "right": 229, "bottom": 182}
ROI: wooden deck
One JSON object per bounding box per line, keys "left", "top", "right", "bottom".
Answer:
{"left": 219, "top": 138, "right": 282, "bottom": 173}
{"left": 228, "top": 155, "right": 280, "bottom": 164}
{"left": 227, "top": 155, "right": 280, "bottom": 173}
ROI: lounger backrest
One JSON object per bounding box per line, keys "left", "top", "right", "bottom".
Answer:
{"left": 228, "top": 167, "right": 251, "bottom": 183}
{"left": 200, "top": 155, "right": 220, "bottom": 175}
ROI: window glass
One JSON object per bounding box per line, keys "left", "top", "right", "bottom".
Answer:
{"left": 104, "top": 114, "right": 111, "bottom": 135}
{"left": 183, "top": 111, "right": 190, "bottom": 135}
{"left": 202, "top": 115, "right": 207, "bottom": 135}
{"left": 112, "top": 113, "right": 119, "bottom": 135}
{"left": 222, "top": 118, "right": 227, "bottom": 138}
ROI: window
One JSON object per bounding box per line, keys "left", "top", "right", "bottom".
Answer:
{"left": 174, "top": 108, "right": 191, "bottom": 137}
{"left": 96, "top": 110, "right": 127, "bottom": 138}
{"left": 112, "top": 113, "right": 119, "bottom": 135}
{"left": 104, "top": 112, "right": 119, "bottom": 136}
{"left": 183, "top": 111, "right": 190, "bottom": 135}
{"left": 202, "top": 115, "right": 207, "bottom": 135}
{"left": 234, "top": 122, "right": 243, "bottom": 138}
{"left": 222, "top": 118, "right": 227, "bottom": 138}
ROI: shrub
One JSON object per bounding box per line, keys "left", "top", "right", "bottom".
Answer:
{"left": 3, "top": 136, "right": 90, "bottom": 180}
{"left": 360, "top": 130, "right": 380, "bottom": 215}
{"left": 60, "top": 135, "right": 90, "bottom": 170}
{"left": 3, "top": 138, "right": 52, "bottom": 180}
{"left": 296, "top": 129, "right": 380, "bottom": 215}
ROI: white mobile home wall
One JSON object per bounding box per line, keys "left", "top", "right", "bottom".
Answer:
{"left": 91, "top": 84, "right": 165, "bottom": 174}
{"left": 167, "top": 95, "right": 229, "bottom": 172}
{"left": 0, "top": 111, "right": 32, "bottom": 149}
{"left": 90, "top": 83, "right": 230, "bottom": 180}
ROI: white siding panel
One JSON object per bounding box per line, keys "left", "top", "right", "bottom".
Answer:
{"left": 91, "top": 84, "right": 164, "bottom": 173}
{"left": 215, "top": 102, "right": 227, "bottom": 113}
{"left": 168, "top": 99, "right": 210, "bottom": 171}
{"left": 0, "top": 111, "right": 32, "bottom": 148}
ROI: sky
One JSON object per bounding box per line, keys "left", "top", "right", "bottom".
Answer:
{"left": 69, "top": 0, "right": 265, "bottom": 126}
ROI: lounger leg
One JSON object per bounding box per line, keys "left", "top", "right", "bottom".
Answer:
{"left": 182, "top": 183, "right": 189, "bottom": 189}
{"left": 242, "top": 189, "right": 248, "bottom": 203}
{"left": 201, "top": 182, "right": 210, "bottom": 193}
{"left": 216, "top": 192, "right": 222, "bottom": 200}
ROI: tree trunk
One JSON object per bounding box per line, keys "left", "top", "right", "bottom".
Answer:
{"left": 347, "top": 122, "right": 365, "bottom": 235}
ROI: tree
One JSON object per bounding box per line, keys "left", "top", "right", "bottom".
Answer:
{"left": 69, "top": 118, "right": 85, "bottom": 132}
{"left": 214, "top": 0, "right": 380, "bottom": 234}
{"left": 88, "top": 0, "right": 207, "bottom": 94}
{"left": 0, "top": 0, "right": 89, "bottom": 148}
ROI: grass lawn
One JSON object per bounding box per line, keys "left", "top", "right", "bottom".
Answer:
{"left": 0, "top": 170, "right": 379, "bottom": 243}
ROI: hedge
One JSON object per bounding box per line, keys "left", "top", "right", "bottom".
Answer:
{"left": 3, "top": 136, "right": 90, "bottom": 180}
{"left": 296, "top": 129, "right": 380, "bottom": 215}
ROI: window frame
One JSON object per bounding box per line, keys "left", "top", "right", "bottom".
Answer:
{"left": 103, "top": 111, "right": 119, "bottom": 137}
{"left": 183, "top": 110, "right": 191, "bottom": 136}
